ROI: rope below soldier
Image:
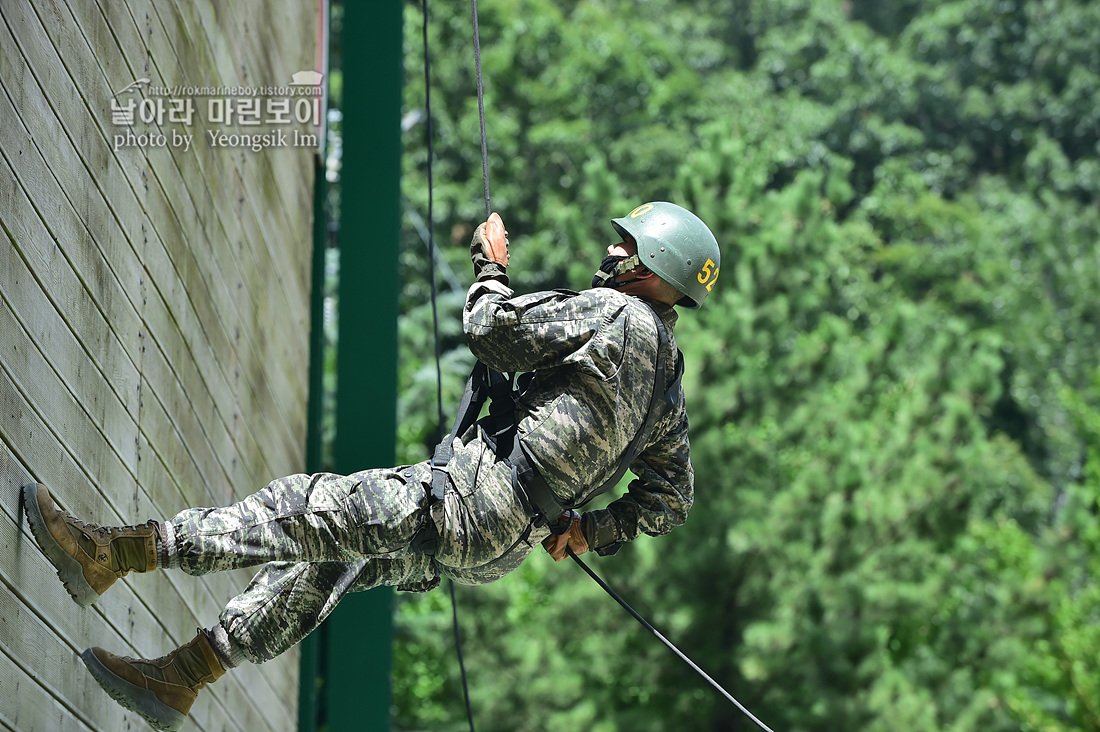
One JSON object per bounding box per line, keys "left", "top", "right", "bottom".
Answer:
{"left": 21, "top": 201, "right": 721, "bottom": 732}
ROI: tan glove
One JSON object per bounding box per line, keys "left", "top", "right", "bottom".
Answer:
{"left": 542, "top": 510, "right": 589, "bottom": 562}
{"left": 470, "top": 212, "right": 509, "bottom": 281}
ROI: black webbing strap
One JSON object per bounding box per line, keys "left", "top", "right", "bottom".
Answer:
{"left": 510, "top": 309, "right": 683, "bottom": 533}
{"left": 413, "top": 359, "right": 520, "bottom": 554}
{"left": 413, "top": 362, "right": 494, "bottom": 555}
{"left": 430, "top": 362, "right": 488, "bottom": 497}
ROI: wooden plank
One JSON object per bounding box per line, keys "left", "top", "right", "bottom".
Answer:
{"left": 2, "top": 0, "right": 315, "bottom": 728}
{"left": 1, "top": 420, "right": 295, "bottom": 732}
{"left": 145, "top": 0, "right": 314, "bottom": 435}
{"left": 135, "top": 344, "right": 229, "bottom": 509}
{"left": 0, "top": 440, "right": 226, "bottom": 732}
{"left": 0, "top": 204, "right": 286, "bottom": 732}
{"left": 0, "top": 143, "right": 239, "bottom": 524}
{"left": 172, "top": 0, "right": 315, "bottom": 287}
{"left": 0, "top": 586, "right": 119, "bottom": 732}
{"left": 8, "top": 0, "right": 296, "bottom": 492}
{"left": 0, "top": 416, "right": 298, "bottom": 732}
{"left": 0, "top": 7, "right": 149, "bottom": 344}
{"left": 0, "top": 164, "right": 138, "bottom": 439}
{"left": 148, "top": 0, "right": 319, "bottom": 451}
{"left": 0, "top": 55, "right": 143, "bottom": 386}
{"left": 143, "top": 151, "right": 311, "bottom": 475}
{"left": 145, "top": 144, "right": 308, "bottom": 482}
{"left": 0, "top": 122, "right": 141, "bottom": 465}
{"left": 209, "top": 0, "right": 314, "bottom": 246}
{"left": 140, "top": 166, "right": 297, "bottom": 483}
{"left": 0, "top": 649, "right": 100, "bottom": 732}
{"left": 136, "top": 0, "right": 313, "bottom": 427}
{"left": 0, "top": 189, "right": 139, "bottom": 507}
{"left": 0, "top": 9, "right": 245, "bottom": 497}
{"left": 217, "top": 0, "right": 318, "bottom": 296}
{"left": 0, "top": 285, "right": 139, "bottom": 496}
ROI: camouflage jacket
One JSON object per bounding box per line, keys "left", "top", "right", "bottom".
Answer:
{"left": 463, "top": 279, "right": 694, "bottom": 554}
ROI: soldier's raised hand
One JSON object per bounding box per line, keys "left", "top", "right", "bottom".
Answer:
{"left": 470, "top": 212, "right": 509, "bottom": 281}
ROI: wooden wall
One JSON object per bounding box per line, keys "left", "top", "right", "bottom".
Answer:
{"left": 0, "top": 2, "right": 318, "bottom": 730}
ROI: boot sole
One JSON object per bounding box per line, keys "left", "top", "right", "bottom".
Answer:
{"left": 82, "top": 648, "right": 187, "bottom": 732}
{"left": 22, "top": 483, "right": 100, "bottom": 608}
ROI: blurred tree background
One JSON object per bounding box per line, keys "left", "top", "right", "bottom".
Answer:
{"left": 387, "top": 0, "right": 1100, "bottom": 729}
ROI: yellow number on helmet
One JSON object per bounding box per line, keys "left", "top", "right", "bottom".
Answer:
{"left": 697, "top": 258, "right": 716, "bottom": 284}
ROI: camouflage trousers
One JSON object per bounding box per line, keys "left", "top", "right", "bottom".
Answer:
{"left": 164, "top": 438, "right": 551, "bottom": 663}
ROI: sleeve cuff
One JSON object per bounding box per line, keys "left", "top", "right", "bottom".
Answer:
{"left": 475, "top": 264, "right": 509, "bottom": 284}
{"left": 581, "top": 511, "right": 622, "bottom": 556}
{"left": 464, "top": 278, "right": 514, "bottom": 314}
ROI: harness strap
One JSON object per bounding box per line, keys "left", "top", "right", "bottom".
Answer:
{"left": 430, "top": 363, "right": 487, "bottom": 498}
{"left": 413, "top": 361, "right": 519, "bottom": 554}
{"left": 411, "top": 362, "right": 489, "bottom": 554}
{"left": 510, "top": 309, "right": 682, "bottom": 533}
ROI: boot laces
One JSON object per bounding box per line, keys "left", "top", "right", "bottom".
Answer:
{"left": 66, "top": 513, "right": 150, "bottom": 539}
{"left": 93, "top": 522, "right": 150, "bottom": 536}
{"left": 119, "top": 653, "right": 172, "bottom": 683}
{"left": 145, "top": 651, "right": 174, "bottom": 666}
{"left": 62, "top": 512, "right": 102, "bottom": 533}
{"left": 123, "top": 644, "right": 213, "bottom": 688}
{"left": 115, "top": 648, "right": 170, "bottom": 665}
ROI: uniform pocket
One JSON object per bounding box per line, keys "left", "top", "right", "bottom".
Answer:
{"left": 441, "top": 437, "right": 488, "bottom": 498}
{"left": 305, "top": 472, "right": 364, "bottom": 512}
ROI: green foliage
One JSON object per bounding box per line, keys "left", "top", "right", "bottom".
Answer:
{"left": 388, "top": 0, "right": 1100, "bottom": 729}
{"left": 998, "top": 370, "right": 1100, "bottom": 732}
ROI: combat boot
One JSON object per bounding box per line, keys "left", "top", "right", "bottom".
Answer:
{"left": 22, "top": 482, "right": 158, "bottom": 607}
{"left": 82, "top": 630, "right": 227, "bottom": 732}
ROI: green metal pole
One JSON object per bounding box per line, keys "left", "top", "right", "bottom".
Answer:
{"left": 323, "top": 2, "right": 403, "bottom": 731}
{"left": 299, "top": 155, "right": 328, "bottom": 732}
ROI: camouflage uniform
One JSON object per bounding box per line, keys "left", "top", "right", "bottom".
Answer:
{"left": 162, "top": 278, "right": 693, "bottom": 663}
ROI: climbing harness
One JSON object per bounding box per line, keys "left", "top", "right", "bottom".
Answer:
{"left": 416, "top": 2, "right": 775, "bottom": 730}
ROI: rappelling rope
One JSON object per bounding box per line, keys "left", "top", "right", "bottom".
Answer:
{"left": 421, "top": 2, "right": 476, "bottom": 731}
{"left": 471, "top": 0, "right": 492, "bottom": 217}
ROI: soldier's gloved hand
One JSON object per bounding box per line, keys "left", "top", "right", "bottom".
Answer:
{"left": 542, "top": 510, "right": 589, "bottom": 562}
{"left": 470, "top": 212, "right": 509, "bottom": 282}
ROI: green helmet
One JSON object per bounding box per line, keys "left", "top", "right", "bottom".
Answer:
{"left": 611, "top": 202, "right": 720, "bottom": 309}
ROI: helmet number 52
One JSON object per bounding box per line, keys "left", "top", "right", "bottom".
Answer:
{"left": 697, "top": 259, "right": 719, "bottom": 291}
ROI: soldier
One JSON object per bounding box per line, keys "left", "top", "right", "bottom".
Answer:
{"left": 22, "top": 201, "right": 720, "bottom": 732}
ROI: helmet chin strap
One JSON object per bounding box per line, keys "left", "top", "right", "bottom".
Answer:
{"left": 591, "top": 254, "right": 642, "bottom": 289}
